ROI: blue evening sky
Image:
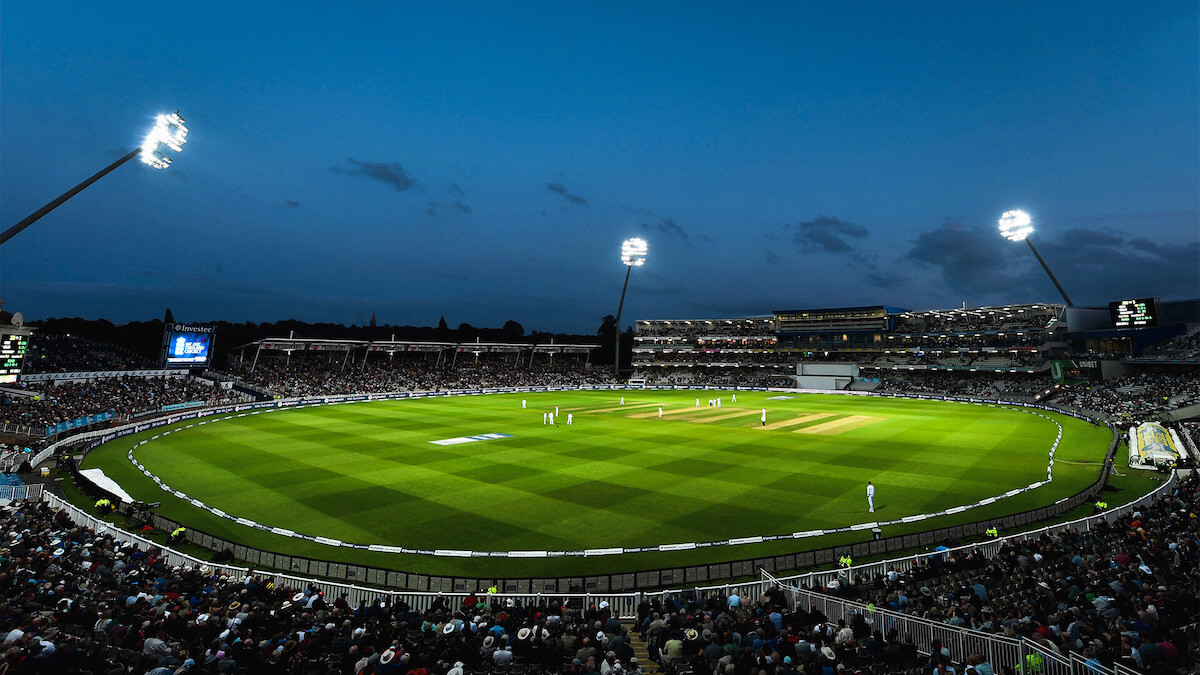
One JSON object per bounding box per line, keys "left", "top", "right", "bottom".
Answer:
{"left": 2, "top": 2, "right": 1197, "bottom": 333}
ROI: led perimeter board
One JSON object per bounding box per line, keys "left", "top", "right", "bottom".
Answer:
{"left": 160, "top": 324, "right": 216, "bottom": 368}
{"left": 1109, "top": 298, "right": 1158, "bottom": 328}
{"left": 0, "top": 333, "right": 29, "bottom": 384}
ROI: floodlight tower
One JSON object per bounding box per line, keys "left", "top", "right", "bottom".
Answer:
{"left": 998, "top": 210, "right": 1073, "bottom": 307}
{"left": 614, "top": 237, "right": 648, "bottom": 379}
{"left": 1, "top": 112, "right": 188, "bottom": 246}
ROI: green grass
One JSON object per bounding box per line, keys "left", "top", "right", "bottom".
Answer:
{"left": 79, "top": 391, "right": 1113, "bottom": 577}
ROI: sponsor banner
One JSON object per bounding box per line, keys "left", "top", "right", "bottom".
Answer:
{"left": 161, "top": 401, "right": 205, "bottom": 412}
{"left": 430, "top": 433, "right": 513, "bottom": 446}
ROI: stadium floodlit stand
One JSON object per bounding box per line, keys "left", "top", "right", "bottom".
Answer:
{"left": 226, "top": 337, "right": 612, "bottom": 398}
{"left": 631, "top": 305, "right": 1066, "bottom": 389}
{"left": 631, "top": 318, "right": 790, "bottom": 388}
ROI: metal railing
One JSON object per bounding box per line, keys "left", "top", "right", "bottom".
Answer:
{"left": 0, "top": 484, "right": 43, "bottom": 501}
{"left": 760, "top": 471, "right": 1182, "bottom": 675}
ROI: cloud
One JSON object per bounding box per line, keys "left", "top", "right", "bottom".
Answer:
{"left": 764, "top": 249, "right": 781, "bottom": 265}
{"left": 903, "top": 219, "right": 1024, "bottom": 294}
{"left": 450, "top": 183, "right": 464, "bottom": 195}
{"left": 621, "top": 205, "right": 693, "bottom": 246}
{"left": 425, "top": 200, "right": 473, "bottom": 218}
{"left": 784, "top": 216, "right": 869, "bottom": 254}
{"left": 546, "top": 183, "right": 587, "bottom": 206}
{"left": 902, "top": 219, "right": 1200, "bottom": 302}
{"left": 285, "top": 199, "right": 300, "bottom": 208}
{"left": 865, "top": 271, "right": 903, "bottom": 289}
{"left": 331, "top": 159, "right": 416, "bottom": 192}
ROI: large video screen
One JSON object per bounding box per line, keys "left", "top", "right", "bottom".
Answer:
{"left": 0, "top": 333, "right": 29, "bottom": 384}
{"left": 162, "top": 324, "right": 215, "bottom": 367}
{"left": 1109, "top": 298, "right": 1158, "bottom": 328}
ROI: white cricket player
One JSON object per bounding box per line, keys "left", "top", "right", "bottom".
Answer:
{"left": 695, "top": 397, "right": 700, "bottom": 407}
{"left": 867, "top": 481, "right": 875, "bottom": 512}
{"left": 522, "top": 399, "right": 527, "bottom": 409}
{"left": 620, "top": 396, "right": 625, "bottom": 405}
{"left": 567, "top": 413, "right": 573, "bottom": 425}
{"left": 549, "top": 412, "right": 555, "bottom": 425}
{"left": 717, "top": 397, "right": 722, "bottom": 408}
{"left": 658, "top": 406, "right": 663, "bottom": 419}
{"left": 542, "top": 412, "right": 548, "bottom": 424}
{"left": 732, "top": 393, "right": 737, "bottom": 403}
{"left": 761, "top": 408, "right": 767, "bottom": 427}
{"left": 555, "top": 405, "right": 559, "bottom": 416}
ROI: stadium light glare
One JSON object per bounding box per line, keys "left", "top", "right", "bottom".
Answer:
{"left": 140, "top": 112, "right": 188, "bottom": 168}
{"left": 998, "top": 209, "right": 1033, "bottom": 241}
{"left": 998, "top": 208, "right": 1074, "bottom": 306}
{"left": 1, "top": 110, "right": 190, "bottom": 246}
{"left": 621, "top": 237, "right": 648, "bottom": 266}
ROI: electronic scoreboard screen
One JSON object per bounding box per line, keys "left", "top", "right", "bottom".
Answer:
{"left": 0, "top": 333, "right": 30, "bottom": 384}
{"left": 161, "top": 324, "right": 216, "bottom": 367}
{"left": 1109, "top": 298, "right": 1158, "bottom": 328}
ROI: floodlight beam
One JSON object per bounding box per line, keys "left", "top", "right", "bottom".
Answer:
{"left": 0, "top": 148, "right": 140, "bottom": 246}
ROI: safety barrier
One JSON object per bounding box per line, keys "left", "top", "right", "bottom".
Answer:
{"left": 0, "top": 484, "right": 43, "bottom": 501}
{"left": 759, "top": 471, "right": 1180, "bottom": 675}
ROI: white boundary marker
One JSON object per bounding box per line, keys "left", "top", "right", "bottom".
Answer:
{"left": 123, "top": 389, "right": 1068, "bottom": 558}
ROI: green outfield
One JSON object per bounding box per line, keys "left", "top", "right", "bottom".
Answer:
{"left": 79, "top": 390, "right": 1114, "bottom": 577}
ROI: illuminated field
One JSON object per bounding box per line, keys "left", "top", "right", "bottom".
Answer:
{"left": 80, "top": 390, "right": 1112, "bottom": 576}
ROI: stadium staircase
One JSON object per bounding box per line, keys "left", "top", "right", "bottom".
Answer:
{"left": 622, "top": 623, "right": 661, "bottom": 675}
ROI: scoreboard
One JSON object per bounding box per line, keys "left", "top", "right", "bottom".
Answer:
{"left": 1109, "top": 298, "right": 1158, "bottom": 328}
{"left": 0, "top": 333, "right": 30, "bottom": 384}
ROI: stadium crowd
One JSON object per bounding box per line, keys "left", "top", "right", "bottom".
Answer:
{"left": 1052, "top": 371, "right": 1200, "bottom": 420}
{"left": 874, "top": 372, "right": 1045, "bottom": 399}
{"left": 24, "top": 336, "right": 152, "bottom": 375}
{"left": 783, "top": 469, "right": 1200, "bottom": 674}
{"left": 233, "top": 359, "right": 615, "bottom": 399}
{"left": 2, "top": 470, "right": 1193, "bottom": 674}
{"left": 0, "top": 377, "right": 247, "bottom": 434}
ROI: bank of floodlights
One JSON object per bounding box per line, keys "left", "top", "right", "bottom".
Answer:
{"left": 140, "top": 112, "right": 189, "bottom": 169}
{"left": 998, "top": 209, "right": 1033, "bottom": 242}
{"left": 621, "top": 237, "right": 648, "bottom": 266}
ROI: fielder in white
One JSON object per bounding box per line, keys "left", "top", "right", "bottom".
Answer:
{"left": 620, "top": 396, "right": 625, "bottom": 405}
{"left": 522, "top": 399, "right": 527, "bottom": 409}
{"left": 555, "top": 405, "right": 559, "bottom": 416}
{"left": 567, "top": 413, "right": 573, "bottom": 425}
{"left": 732, "top": 393, "right": 737, "bottom": 403}
{"left": 658, "top": 406, "right": 663, "bottom": 418}
{"left": 696, "top": 398, "right": 700, "bottom": 407}
{"left": 548, "top": 412, "right": 555, "bottom": 425}
{"left": 761, "top": 408, "right": 767, "bottom": 427}
{"left": 542, "top": 412, "right": 548, "bottom": 424}
{"left": 867, "top": 481, "right": 875, "bottom": 512}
